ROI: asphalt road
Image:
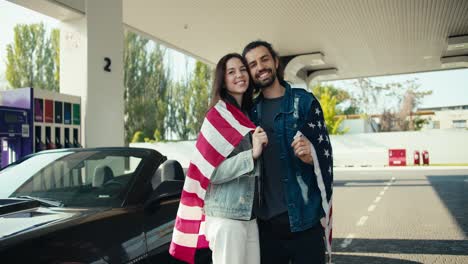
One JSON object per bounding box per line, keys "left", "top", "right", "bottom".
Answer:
{"left": 332, "top": 167, "right": 468, "bottom": 264}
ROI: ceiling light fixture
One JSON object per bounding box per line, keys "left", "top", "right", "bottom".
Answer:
{"left": 306, "top": 68, "right": 339, "bottom": 86}
{"left": 447, "top": 35, "right": 468, "bottom": 51}
{"left": 440, "top": 56, "right": 468, "bottom": 68}
{"left": 284, "top": 53, "right": 325, "bottom": 84}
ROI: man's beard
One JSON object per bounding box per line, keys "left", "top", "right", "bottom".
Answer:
{"left": 254, "top": 69, "right": 277, "bottom": 90}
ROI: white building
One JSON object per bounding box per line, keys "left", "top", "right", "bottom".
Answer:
{"left": 418, "top": 105, "right": 468, "bottom": 129}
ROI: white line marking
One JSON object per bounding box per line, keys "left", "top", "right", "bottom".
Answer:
{"left": 340, "top": 234, "right": 355, "bottom": 248}
{"left": 368, "top": 205, "right": 376, "bottom": 212}
{"left": 374, "top": 197, "right": 382, "bottom": 203}
{"left": 384, "top": 186, "right": 389, "bottom": 191}
{"left": 380, "top": 191, "right": 385, "bottom": 195}
{"left": 356, "top": 216, "right": 368, "bottom": 226}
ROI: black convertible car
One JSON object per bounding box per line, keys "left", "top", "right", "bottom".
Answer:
{"left": 0, "top": 147, "right": 210, "bottom": 264}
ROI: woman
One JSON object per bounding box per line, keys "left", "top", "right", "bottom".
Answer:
{"left": 203, "top": 53, "right": 268, "bottom": 264}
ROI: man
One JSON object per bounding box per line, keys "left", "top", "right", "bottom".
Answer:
{"left": 243, "top": 40, "right": 333, "bottom": 264}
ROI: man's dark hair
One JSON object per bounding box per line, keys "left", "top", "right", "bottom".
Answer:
{"left": 242, "top": 40, "right": 284, "bottom": 83}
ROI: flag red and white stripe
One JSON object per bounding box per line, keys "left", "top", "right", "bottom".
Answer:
{"left": 169, "top": 100, "right": 256, "bottom": 264}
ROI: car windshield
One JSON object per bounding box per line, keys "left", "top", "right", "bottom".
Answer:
{"left": 0, "top": 149, "right": 145, "bottom": 207}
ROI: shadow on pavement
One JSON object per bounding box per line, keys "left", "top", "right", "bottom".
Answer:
{"left": 332, "top": 254, "right": 421, "bottom": 264}
{"left": 333, "top": 238, "right": 468, "bottom": 255}
{"left": 334, "top": 178, "right": 428, "bottom": 188}
{"left": 426, "top": 175, "right": 468, "bottom": 236}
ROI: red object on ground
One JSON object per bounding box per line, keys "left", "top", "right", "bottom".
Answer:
{"left": 413, "top": 150, "right": 420, "bottom": 165}
{"left": 389, "top": 149, "right": 407, "bottom": 166}
{"left": 422, "top": 150, "right": 430, "bottom": 165}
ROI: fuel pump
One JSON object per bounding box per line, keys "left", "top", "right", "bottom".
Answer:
{"left": 73, "top": 128, "right": 82, "bottom": 148}
{"left": 0, "top": 106, "right": 32, "bottom": 168}
{"left": 34, "top": 126, "right": 46, "bottom": 152}
{"left": 64, "top": 127, "right": 72, "bottom": 148}
{"left": 45, "top": 126, "right": 56, "bottom": 149}
{"left": 1, "top": 87, "right": 81, "bottom": 166}
{"left": 55, "top": 127, "right": 62, "bottom": 149}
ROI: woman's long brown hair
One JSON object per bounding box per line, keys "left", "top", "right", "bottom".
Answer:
{"left": 209, "top": 53, "right": 254, "bottom": 112}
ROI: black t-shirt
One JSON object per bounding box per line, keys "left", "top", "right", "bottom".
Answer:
{"left": 257, "top": 96, "right": 288, "bottom": 220}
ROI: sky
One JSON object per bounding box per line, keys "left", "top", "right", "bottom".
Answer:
{"left": 1, "top": 0, "right": 468, "bottom": 109}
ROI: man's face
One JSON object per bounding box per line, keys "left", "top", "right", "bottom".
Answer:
{"left": 244, "top": 46, "right": 279, "bottom": 90}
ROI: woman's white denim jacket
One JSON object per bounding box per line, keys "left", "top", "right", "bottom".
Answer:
{"left": 204, "top": 134, "right": 259, "bottom": 220}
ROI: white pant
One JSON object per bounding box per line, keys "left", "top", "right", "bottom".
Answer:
{"left": 205, "top": 216, "right": 260, "bottom": 264}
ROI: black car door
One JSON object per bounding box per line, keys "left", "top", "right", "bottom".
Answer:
{"left": 142, "top": 164, "right": 184, "bottom": 263}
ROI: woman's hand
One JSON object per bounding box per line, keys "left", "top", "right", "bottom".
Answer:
{"left": 252, "top": 126, "right": 268, "bottom": 160}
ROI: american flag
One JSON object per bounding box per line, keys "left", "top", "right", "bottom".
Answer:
{"left": 296, "top": 96, "right": 334, "bottom": 261}
{"left": 169, "top": 100, "right": 256, "bottom": 264}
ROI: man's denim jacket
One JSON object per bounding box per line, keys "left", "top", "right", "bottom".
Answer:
{"left": 250, "top": 81, "right": 324, "bottom": 232}
{"left": 204, "top": 134, "right": 259, "bottom": 220}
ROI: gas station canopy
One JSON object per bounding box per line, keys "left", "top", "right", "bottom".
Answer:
{"left": 5, "top": 0, "right": 468, "bottom": 148}
{"left": 13, "top": 0, "right": 468, "bottom": 81}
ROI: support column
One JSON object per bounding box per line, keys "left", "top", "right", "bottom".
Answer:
{"left": 60, "top": 0, "right": 124, "bottom": 147}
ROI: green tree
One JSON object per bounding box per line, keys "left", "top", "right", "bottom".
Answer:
{"left": 310, "top": 84, "right": 354, "bottom": 114}
{"left": 350, "top": 78, "right": 431, "bottom": 116}
{"left": 319, "top": 87, "right": 349, "bottom": 135}
{"left": 187, "top": 61, "right": 211, "bottom": 135}
{"left": 131, "top": 131, "right": 146, "bottom": 143}
{"left": 149, "top": 43, "right": 170, "bottom": 141}
{"left": 349, "top": 78, "right": 391, "bottom": 115}
{"left": 351, "top": 78, "right": 432, "bottom": 131}
{"left": 124, "top": 31, "right": 149, "bottom": 144}
{"left": 413, "top": 117, "right": 428, "bottom": 131}
{"left": 125, "top": 42, "right": 211, "bottom": 142}
{"left": 48, "top": 29, "right": 60, "bottom": 92}
{"left": 5, "top": 23, "right": 59, "bottom": 91}
{"left": 168, "top": 80, "right": 192, "bottom": 140}
{"left": 124, "top": 31, "right": 171, "bottom": 144}
{"left": 166, "top": 60, "right": 212, "bottom": 140}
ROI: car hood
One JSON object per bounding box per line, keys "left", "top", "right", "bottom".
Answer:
{"left": 0, "top": 207, "right": 75, "bottom": 239}
{"left": 0, "top": 200, "right": 107, "bottom": 240}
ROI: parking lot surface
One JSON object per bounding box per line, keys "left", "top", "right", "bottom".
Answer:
{"left": 332, "top": 167, "right": 468, "bottom": 264}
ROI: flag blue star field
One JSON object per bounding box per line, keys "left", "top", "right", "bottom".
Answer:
{"left": 296, "top": 96, "right": 333, "bottom": 258}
